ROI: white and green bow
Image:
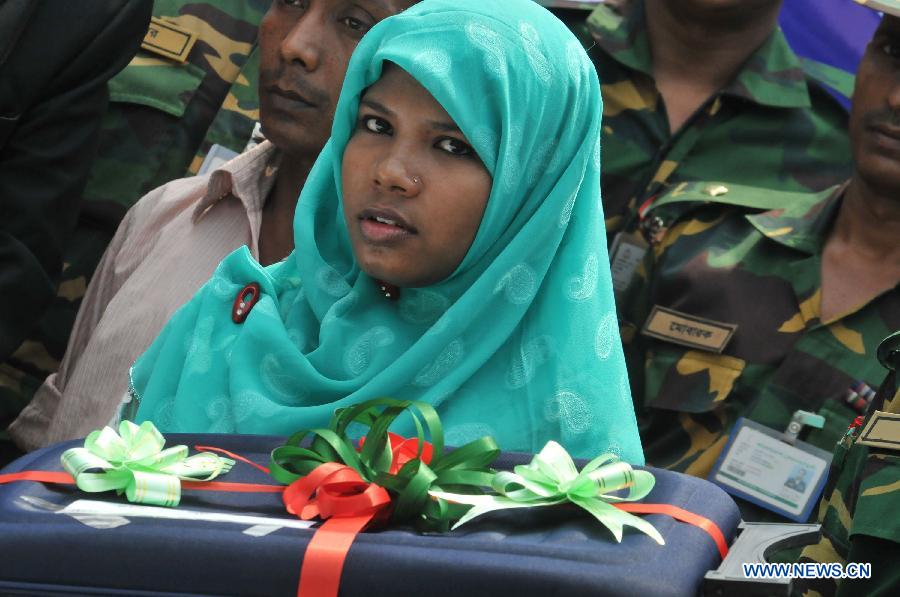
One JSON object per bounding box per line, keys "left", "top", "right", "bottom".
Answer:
{"left": 61, "top": 421, "right": 233, "bottom": 507}
{"left": 432, "top": 441, "right": 664, "bottom": 544}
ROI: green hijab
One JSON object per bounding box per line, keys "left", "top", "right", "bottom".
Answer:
{"left": 133, "top": 0, "right": 643, "bottom": 462}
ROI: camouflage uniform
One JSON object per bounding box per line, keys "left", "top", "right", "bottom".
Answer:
{"left": 563, "top": 0, "right": 853, "bottom": 240}
{"left": 794, "top": 332, "right": 900, "bottom": 596}
{"left": 86, "top": 0, "right": 268, "bottom": 212}
{"left": 619, "top": 182, "right": 900, "bottom": 520}
{"left": 0, "top": 0, "right": 267, "bottom": 436}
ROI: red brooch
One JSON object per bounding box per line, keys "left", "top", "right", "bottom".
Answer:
{"left": 232, "top": 282, "right": 262, "bottom": 324}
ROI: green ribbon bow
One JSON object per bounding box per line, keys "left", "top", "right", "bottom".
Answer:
{"left": 269, "top": 398, "right": 500, "bottom": 531}
{"left": 431, "top": 440, "right": 664, "bottom": 545}
{"left": 61, "top": 421, "right": 234, "bottom": 507}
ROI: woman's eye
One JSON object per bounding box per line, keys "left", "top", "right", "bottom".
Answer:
{"left": 436, "top": 138, "right": 474, "bottom": 156}
{"left": 341, "top": 16, "right": 371, "bottom": 32}
{"left": 364, "top": 117, "right": 391, "bottom": 134}
{"left": 279, "top": 0, "right": 306, "bottom": 8}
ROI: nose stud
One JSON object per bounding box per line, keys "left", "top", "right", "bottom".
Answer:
{"left": 411, "top": 176, "right": 421, "bottom": 186}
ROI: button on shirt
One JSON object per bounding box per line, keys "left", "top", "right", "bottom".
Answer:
{"left": 8, "top": 141, "right": 279, "bottom": 450}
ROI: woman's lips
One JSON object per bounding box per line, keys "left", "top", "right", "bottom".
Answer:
{"left": 357, "top": 207, "right": 417, "bottom": 244}
{"left": 359, "top": 218, "right": 414, "bottom": 243}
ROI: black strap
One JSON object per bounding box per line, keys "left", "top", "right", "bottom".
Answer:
{"left": 868, "top": 370, "right": 898, "bottom": 416}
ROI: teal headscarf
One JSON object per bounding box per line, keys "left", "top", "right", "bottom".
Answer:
{"left": 133, "top": 0, "right": 643, "bottom": 462}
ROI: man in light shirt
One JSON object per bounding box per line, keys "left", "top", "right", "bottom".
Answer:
{"left": 8, "top": 0, "right": 418, "bottom": 453}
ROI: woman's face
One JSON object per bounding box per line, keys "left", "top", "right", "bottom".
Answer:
{"left": 342, "top": 65, "right": 492, "bottom": 288}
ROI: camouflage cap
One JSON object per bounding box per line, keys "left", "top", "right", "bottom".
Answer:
{"left": 857, "top": 0, "right": 900, "bottom": 17}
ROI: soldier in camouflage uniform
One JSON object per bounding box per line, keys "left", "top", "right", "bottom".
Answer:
{"left": 620, "top": 1, "right": 900, "bottom": 522}
{"left": 794, "top": 332, "right": 900, "bottom": 596}
{"left": 620, "top": 183, "right": 899, "bottom": 484}
{"left": 544, "top": 0, "right": 854, "bottom": 307}
{"left": 584, "top": 0, "right": 853, "bottom": 238}
{"left": 0, "top": 1, "right": 268, "bottom": 449}
{"left": 792, "top": 3, "right": 900, "bottom": 591}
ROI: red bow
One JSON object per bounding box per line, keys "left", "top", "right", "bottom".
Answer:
{"left": 283, "top": 434, "right": 435, "bottom": 597}
{"left": 282, "top": 462, "right": 390, "bottom": 597}
{"left": 283, "top": 462, "right": 391, "bottom": 522}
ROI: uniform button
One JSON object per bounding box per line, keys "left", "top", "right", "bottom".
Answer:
{"left": 703, "top": 184, "right": 729, "bottom": 197}
{"left": 640, "top": 215, "right": 667, "bottom": 244}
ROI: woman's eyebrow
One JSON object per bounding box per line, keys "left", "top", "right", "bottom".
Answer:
{"left": 427, "top": 119, "right": 461, "bottom": 133}
{"left": 360, "top": 98, "right": 393, "bottom": 116}
{"left": 360, "top": 98, "right": 461, "bottom": 134}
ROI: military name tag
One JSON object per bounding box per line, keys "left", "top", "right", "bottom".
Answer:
{"left": 641, "top": 305, "right": 736, "bottom": 353}
{"left": 857, "top": 410, "right": 900, "bottom": 451}
{"left": 141, "top": 16, "right": 197, "bottom": 63}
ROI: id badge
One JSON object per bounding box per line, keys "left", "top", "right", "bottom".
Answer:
{"left": 197, "top": 144, "right": 239, "bottom": 176}
{"left": 609, "top": 231, "right": 648, "bottom": 296}
{"left": 708, "top": 418, "right": 832, "bottom": 522}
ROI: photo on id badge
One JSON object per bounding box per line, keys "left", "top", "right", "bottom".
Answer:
{"left": 783, "top": 463, "right": 810, "bottom": 493}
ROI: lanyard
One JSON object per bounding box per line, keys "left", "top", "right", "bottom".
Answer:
{"left": 619, "top": 96, "right": 720, "bottom": 238}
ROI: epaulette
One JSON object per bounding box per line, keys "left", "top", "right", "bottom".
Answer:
{"left": 798, "top": 57, "right": 855, "bottom": 102}
{"left": 651, "top": 180, "right": 835, "bottom": 212}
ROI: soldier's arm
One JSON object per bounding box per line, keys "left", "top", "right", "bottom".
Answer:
{"left": 837, "top": 535, "right": 900, "bottom": 596}
{"left": 0, "top": 0, "right": 152, "bottom": 362}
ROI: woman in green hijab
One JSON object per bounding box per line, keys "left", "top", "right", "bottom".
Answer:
{"left": 132, "top": 0, "right": 643, "bottom": 463}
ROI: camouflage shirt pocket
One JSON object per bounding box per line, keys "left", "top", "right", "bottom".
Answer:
{"left": 644, "top": 347, "right": 747, "bottom": 413}
{"left": 107, "top": 58, "right": 206, "bottom": 118}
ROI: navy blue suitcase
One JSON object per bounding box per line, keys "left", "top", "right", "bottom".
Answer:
{"left": 0, "top": 434, "right": 740, "bottom": 596}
